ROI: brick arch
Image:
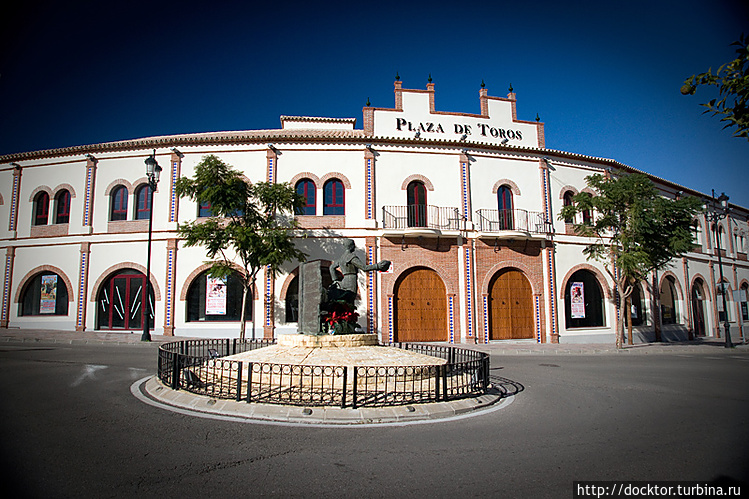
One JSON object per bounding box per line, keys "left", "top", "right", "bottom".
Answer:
{"left": 289, "top": 172, "right": 321, "bottom": 189}
{"left": 480, "top": 261, "right": 542, "bottom": 296}
{"left": 320, "top": 172, "right": 352, "bottom": 189}
{"left": 179, "top": 263, "right": 257, "bottom": 301}
{"left": 52, "top": 184, "right": 77, "bottom": 198}
{"left": 400, "top": 174, "right": 434, "bottom": 191}
{"left": 28, "top": 185, "right": 53, "bottom": 202}
{"left": 492, "top": 179, "right": 521, "bottom": 196}
{"left": 89, "top": 262, "right": 161, "bottom": 302}
{"left": 659, "top": 271, "right": 685, "bottom": 302}
{"left": 387, "top": 264, "right": 457, "bottom": 297}
{"left": 740, "top": 279, "right": 749, "bottom": 291}
{"left": 581, "top": 188, "right": 596, "bottom": 196}
{"left": 14, "top": 265, "right": 75, "bottom": 304}
{"left": 104, "top": 179, "right": 133, "bottom": 196}
{"left": 558, "top": 185, "right": 579, "bottom": 199}
{"left": 560, "top": 263, "right": 613, "bottom": 299}
{"left": 690, "top": 273, "right": 713, "bottom": 303}
{"left": 278, "top": 260, "right": 334, "bottom": 300}
{"left": 132, "top": 178, "right": 160, "bottom": 194}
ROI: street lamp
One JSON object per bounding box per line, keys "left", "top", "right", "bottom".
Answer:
{"left": 142, "top": 151, "right": 162, "bottom": 342}
{"left": 707, "top": 190, "right": 732, "bottom": 348}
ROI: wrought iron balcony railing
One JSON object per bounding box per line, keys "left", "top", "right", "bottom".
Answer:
{"left": 475, "top": 208, "right": 550, "bottom": 234}
{"left": 382, "top": 205, "right": 463, "bottom": 231}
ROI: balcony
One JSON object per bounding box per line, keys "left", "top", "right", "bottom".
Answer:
{"left": 475, "top": 208, "right": 551, "bottom": 238}
{"left": 382, "top": 205, "right": 463, "bottom": 236}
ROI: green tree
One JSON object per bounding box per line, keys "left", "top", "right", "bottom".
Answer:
{"left": 681, "top": 34, "right": 749, "bottom": 140}
{"left": 560, "top": 173, "right": 702, "bottom": 348}
{"left": 176, "top": 155, "right": 306, "bottom": 340}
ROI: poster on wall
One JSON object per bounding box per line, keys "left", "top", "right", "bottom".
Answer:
{"left": 40, "top": 275, "right": 57, "bottom": 314}
{"left": 570, "top": 282, "right": 585, "bottom": 318}
{"left": 206, "top": 277, "right": 227, "bottom": 315}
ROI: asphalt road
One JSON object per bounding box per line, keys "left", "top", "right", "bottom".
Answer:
{"left": 0, "top": 341, "right": 747, "bottom": 498}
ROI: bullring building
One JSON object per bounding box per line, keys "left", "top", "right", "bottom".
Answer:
{"left": 1, "top": 79, "right": 748, "bottom": 344}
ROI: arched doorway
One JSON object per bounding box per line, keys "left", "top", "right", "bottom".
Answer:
{"left": 489, "top": 269, "right": 534, "bottom": 340}
{"left": 691, "top": 279, "right": 707, "bottom": 337}
{"left": 394, "top": 267, "right": 446, "bottom": 342}
{"left": 97, "top": 269, "right": 154, "bottom": 330}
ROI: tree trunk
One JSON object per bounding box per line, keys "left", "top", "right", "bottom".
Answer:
{"left": 239, "top": 282, "right": 249, "bottom": 341}
{"left": 626, "top": 295, "right": 633, "bottom": 345}
{"left": 615, "top": 283, "right": 625, "bottom": 349}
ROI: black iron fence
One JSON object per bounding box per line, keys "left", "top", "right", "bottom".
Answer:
{"left": 157, "top": 339, "right": 489, "bottom": 408}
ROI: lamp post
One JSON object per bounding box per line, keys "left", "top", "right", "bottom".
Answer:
{"left": 142, "top": 151, "right": 162, "bottom": 342}
{"left": 707, "top": 190, "right": 732, "bottom": 348}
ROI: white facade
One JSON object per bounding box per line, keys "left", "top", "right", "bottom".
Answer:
{"left": 1, "top": 80, "right": 747, "bottom": 344}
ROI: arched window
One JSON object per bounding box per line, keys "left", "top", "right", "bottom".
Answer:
{"left": 54, "top": 190, "right": 71, "bottom": 224}
{"left": 564, "top": 269, "right": 605, "bottom": 328}
{"left": 198, "top": 201, "right": 212, "bottom": 218}
{"left": 717, "top": 225, "right": 726, "bottom": 251}
{"left": 660, "top": 276, "right": 679, "bottom": 325}
{"left": 19, "top": 272, "right": 69, "bottom": 316}
{"left": 691, "top": 220, "right": 702, "bottom": 249}
{"left": 134, "top": 185, "right": 151, "bottom": 220}
{"left": 110, "top": 186, "right": 128, "bottom": 221}
{"left": 625, "top": 284, "right": 645, "bottom": 327}
{"left": 323, "top": 179, "right": 344, "bottom": 215}
{"left": 717, "top": 282, "right": 733, "bottom": 322}
{"left": 295, "top": 179, "right": 316, "bottom": 216}
{"left": 34, "top": 192, "right": 50, "bottom": 226}
{"left": 581, "top": 193, "right": 593, "bottom": 225}
{"left": 741, "top": 283, "right": 748, "bottom": 321}
{"left": 406, "top": 180, "right": 427, "bottom": 227}
{"left": 563, "top": 191, "right": 575, "bottom": 223}
{"left": 186, "top": 270, "right": 252, "bottom": 322}
{"left": 96, "top": 269, "right": 153, "bottom": 330}
{"left": 497, "top": 185, "right": 514, "bottom": 230}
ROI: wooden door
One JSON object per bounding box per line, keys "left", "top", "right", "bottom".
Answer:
{"left": 395, "top": 268, "right": 446, "bottom": 342}
{"left": 489, "top": 269, "right": 534, "bottom": 340}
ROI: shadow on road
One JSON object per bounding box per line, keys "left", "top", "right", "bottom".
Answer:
{"left": 488, "top": 368, "right": 524, "bottom": 398}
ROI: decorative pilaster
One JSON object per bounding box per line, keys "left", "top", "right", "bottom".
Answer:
{"left": 364, "top": 148, "right": 375, "bottom": 220}
{"left": 481, "top": 294, "right": 490, "bottom": 344}
{"left": 534, "top": 294, "right": 542, "bottom": 343}
{"left": 266, "top": 147, "right": 278, "bottom": 184}
{"left": 459, "top": 152, "right": 471, "bottom": 222}
{"left": 8, "top": 165, "right": 21, "bottom": 236}
{"left": 82, "top": 156, "right": 97, "bottom": 230}
{"left": 386, "top": 294, "right": 394, "bottom": 343}
{"left": 263, "top": 265, "right": 275, "bottom": 338}
{"left": 365, "top": 238, "right": 377, "bottom": 336}
{"left": 163, "top": 239, "right": 178, "bottom": 336}
{"left": 168, "top": 151, "right": 183, "bottom": 223}
{"left": 540, "top": 159, "right": 559, "bottom": 342}
{"left": 447, "top": 294, "right": 456, "bottom": 344}
{"left": 682, "top": 257, "right": 692, "bottom": 338}
{"left": 1, "top": 247, "right": 15, "bottom": 328}
{"left": 75, "top": 242, "right": 90, "bottom": 331}
{"left": 463, "top": 243, "right": 475, "bottom": 341}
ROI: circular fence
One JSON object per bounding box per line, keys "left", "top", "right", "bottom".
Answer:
{"left": 157, "top": 338, "right": 490, "bottom": 408}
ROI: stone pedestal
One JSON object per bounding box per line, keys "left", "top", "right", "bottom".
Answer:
{"left": 279, "top": 333, "right": 378, "bottom": 348}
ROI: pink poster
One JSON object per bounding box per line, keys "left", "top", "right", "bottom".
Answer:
{"left": 206, "top": 277, "right": 227, "bottom": 315}
{"left": 570, "top": 282, "right": 585, "bottom": 318}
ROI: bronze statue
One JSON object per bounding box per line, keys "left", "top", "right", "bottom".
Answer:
{"left": 328, "top": 239, "right": 390, "bottom": 305}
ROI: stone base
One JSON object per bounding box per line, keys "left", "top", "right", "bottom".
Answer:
{"left": 279, "top": 333, "right": 378, "bottom": 348}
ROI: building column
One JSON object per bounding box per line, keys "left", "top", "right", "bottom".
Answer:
{"left": 168, "top": 150, "right": 183, "bottom": 224}
{"left": 539, "top": 159, "right": 558, "bottom": 343}
{"left": 8, "top": 165, "right": 21, "bottom": 238}
{"left": 75, "top": 242, "right": 91, "bottom": 331}
{"left": 82, "top": 156, "right": 97, "bottom": 232}
{"left": 459, "top": 152, "right": 472, "bottom": 223}
{"left": 683, "top": 257, "right": 693, "bottom": 339}
{"left": 364, "top": 148, "right": 376, "bottom": 222}
{"left": 163, "top": 239, "right": 178, "bottom": 336}
{"left": 1, "top": 246, "right": 15, "bottom": 328}
{"left": 709, "top": 261, "right": 719, "bottom": 337}
{"left": 365, "top": 237, "right": 378, "bottom": 336}
{"left": 462, "top": 241, "right": 476, "bottom": 342}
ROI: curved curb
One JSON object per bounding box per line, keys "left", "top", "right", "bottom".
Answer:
{"left": 132, "top": 375, "right": 511, "bottom": 427}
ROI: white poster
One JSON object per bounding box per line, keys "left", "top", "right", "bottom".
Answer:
{"left": 206, "top": 277, "right": 227, "bottom": 315}
{"left": 40, "top": 275, "right": 57, "bottom": 314}
{"left": 571, "top": 282, "right": 585, "bottom": 318}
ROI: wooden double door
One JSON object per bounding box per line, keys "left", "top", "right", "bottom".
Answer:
{"left": 489, "top": 269, "right": 534, "bottom": 340}
{"left": 395, "top": 268, "right": 446, "bottom": 342}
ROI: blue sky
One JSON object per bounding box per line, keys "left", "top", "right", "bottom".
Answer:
{"left": 1, "top": 0, "right": 747, "bottom": 207}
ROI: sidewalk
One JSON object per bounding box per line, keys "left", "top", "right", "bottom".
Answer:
{"left": 1, "top": 328, "right": 746, "bottom": 354}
